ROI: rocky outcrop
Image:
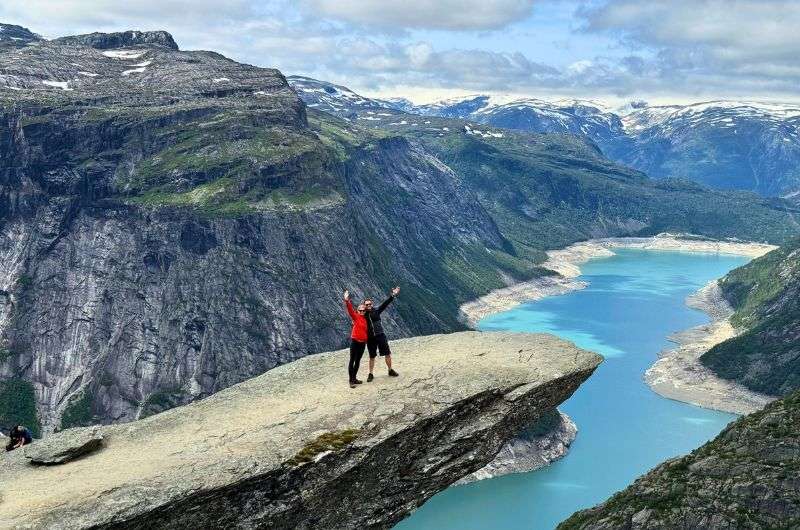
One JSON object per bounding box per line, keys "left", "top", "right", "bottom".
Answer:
{"left": 558, "top": 389, "right": 800, "bottom": 530}
{"left": 53, "top": 30, "right": 179, "bottom": 50}
{"left": 23, "top": 426, "right": 104, "bottom": 465}
{"left": 0, "top": 23, "right": 42, "bottom": 50}
{"left": 0, "top": 331, "right": 602, "bottom": 529}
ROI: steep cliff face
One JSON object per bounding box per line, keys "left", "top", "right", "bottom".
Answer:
{"left": 701, "top": 238, "right": 800, "bottom": 396}
{"left": 0, "top": 332, "right": 602, "bottom": 530}
{"left": 559, "top": 389, "right": 800, "bottom": 530}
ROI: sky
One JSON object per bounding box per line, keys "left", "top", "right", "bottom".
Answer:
{"left": 2, "top": 0, "right": 799, "bottom": 105}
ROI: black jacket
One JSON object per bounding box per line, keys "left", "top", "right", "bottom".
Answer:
{"left": 365, "top": 295, "right": 395, "bottom": 337}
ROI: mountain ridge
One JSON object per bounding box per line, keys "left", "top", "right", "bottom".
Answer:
{"left": 288, "top": 76, "right": 800, "bottom": 197}
{"left": 559, "top": 389, "right": 800, "bottom": 529}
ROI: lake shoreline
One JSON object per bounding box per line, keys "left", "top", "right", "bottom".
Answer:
{"left": 459, "top": 234, "right": 776, "bottom": 327}
{"left": 459, "top": 233, "right": 777, "bottom": 415}
{"left": 456, "top": 410, "right": 577, "bottom": 485}
{"left": 644, "top": 280, "right": 776, "bottom": 415}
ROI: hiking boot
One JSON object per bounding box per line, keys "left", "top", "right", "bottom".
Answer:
{"left": 388, "top": 369, "right": 399, "bottom": 377}
{"left": 349, "top": 383, "right": 356, "bottom": 388}
{"left": 353, "top": 379, "right": 363, "bottom": 384}
{"left": 367, "top": 373, "right": 374, "bottom": 382}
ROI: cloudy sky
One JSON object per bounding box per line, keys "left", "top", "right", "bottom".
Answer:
{"left": 2, "top": 0, "right": 799, "bottom": 104}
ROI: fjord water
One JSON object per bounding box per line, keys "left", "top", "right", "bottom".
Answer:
{"left": 398, "top": 249, "right": 748, "bottom": 530}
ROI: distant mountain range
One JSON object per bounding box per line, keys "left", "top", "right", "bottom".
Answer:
{"left": 288, "top": 76, "right": 800, "bottom": 198}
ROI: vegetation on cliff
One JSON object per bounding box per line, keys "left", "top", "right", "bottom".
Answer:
{"left": 559, "top": 390, "right": 800, "bottom": 529}
{"left": 0, "top": 378, "right": 40, "bottom": 437}
{"left": 701, "top": 238, "right": 800, "bottom": 396}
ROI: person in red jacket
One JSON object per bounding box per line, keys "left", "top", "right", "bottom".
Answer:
{"left": 344, "top": 289, "right": 367, "bottom": 388}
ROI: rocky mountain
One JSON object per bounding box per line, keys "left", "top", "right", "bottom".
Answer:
{"left": 1, "top": 25, "right": 799, "bottom": 435}
{"left": 0, "top": 23, "right": 42, "bottom": 50}
{"left": 415, "top": 96, "right": 800, "bottom": 197}
{"left": 700, "top": 238, "right": 800, "bottom": 396}
{"left": 415, "top": 95, "right": 627, "bottom": 149}
{"left": 288, "top": 75, "right": 401, "bottom": 118}
{"left": 287, "top": 78, "right": 800, "bottom": 197}
{"left": 559, "top": 389, "right": 800, "bottom": 529}
{"left": 620, "top": 101, "right": 800, "bottom": 197}
{"left": 0, "top": 27, "right": 509, "bottom": 434}
{"left": 53, "top": 29, "right": 178, "bottom": 50}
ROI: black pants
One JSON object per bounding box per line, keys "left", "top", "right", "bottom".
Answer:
{"left": 349, "top": 340, "right": 366, "bottom": 382}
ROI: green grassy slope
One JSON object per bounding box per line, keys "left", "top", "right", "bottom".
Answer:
{"left": 701, "top": 238, "right": 800, "bottom": 396}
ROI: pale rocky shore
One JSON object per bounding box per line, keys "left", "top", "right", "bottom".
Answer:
{"left": 459, "top": 233, "right": 776, "bottom": 326}
{"left": 456, "top": 409, "right": 577, "bottom": 485}
{"left": 644, "top": 281, "right": 775, "bottom": 415}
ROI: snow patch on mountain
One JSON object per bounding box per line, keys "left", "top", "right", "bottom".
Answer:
{"left": 102, "top": 50, "right": 147, "bottom": 60}
{"left": 42, "top": 80, "right": 71, "bottom": 90}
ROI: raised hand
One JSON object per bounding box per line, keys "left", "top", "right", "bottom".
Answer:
{"left": 391, "top": 286, "right": 400, "bottom": 296}
{"left": 343, "top": 289, "right": 350, "bottom": 301}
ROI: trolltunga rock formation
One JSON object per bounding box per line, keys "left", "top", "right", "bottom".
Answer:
{"left": 0, "top": 331, "right": 600, "bottom": 529}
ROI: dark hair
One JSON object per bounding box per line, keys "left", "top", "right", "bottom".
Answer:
{"left": 9, "top": 425, "right": 20, "bottom": 437}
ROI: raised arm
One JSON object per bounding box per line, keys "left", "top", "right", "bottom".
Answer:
{"left": 344, "top": 290, "right": 358, "bottom": 320}
{"left": 376, "top": 286, "right": 400, "bottom": 314}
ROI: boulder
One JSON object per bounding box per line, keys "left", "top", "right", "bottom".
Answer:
{"left": 24, "top": 427, "right": 104, "bottom": 465}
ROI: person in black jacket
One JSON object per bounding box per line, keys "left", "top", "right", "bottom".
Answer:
{"left": 365, "top": 286, "right": 400, "bottom": 381}
{"left": 5, "top": 425, "right": 33, "bottom": 451}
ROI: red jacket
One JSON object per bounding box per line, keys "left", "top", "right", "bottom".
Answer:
{"left": 345, "top": 300, "right": 368, "bottom": 342}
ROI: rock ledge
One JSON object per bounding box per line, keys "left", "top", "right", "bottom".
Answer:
{"left": 0, "top": 331, "right": 600, "bottom": 529}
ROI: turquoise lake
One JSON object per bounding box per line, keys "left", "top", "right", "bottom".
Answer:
{"left": 397, "top": 248, "right": 749, "bottom": 530}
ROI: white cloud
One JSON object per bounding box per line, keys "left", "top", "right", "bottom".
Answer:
{"left": 300, "top": 0, "right": 536, "bottom": 30}
{"left": 582, "top": 0, "right": 800, "bottom": 80}
{"left": 2, "top": 0, "right": 800, "bottom": 102}
{"left": 0, "top": 0, "right": 252, "bottom": 38}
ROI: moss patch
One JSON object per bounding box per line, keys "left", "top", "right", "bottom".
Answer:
{"left": 140, "top": 388, "right": 188, "bottom": 419}
{"left": 0, "top": 348, "right": 13, "bottom": 364}
{"left": 288, "top": 429, "right": 360, "bottom": 466}
{"left": 0, "top": 378, "right": 40, "bottom": 437}
{"left": 60, "top": 390, "right": 95, "bottom": 430}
